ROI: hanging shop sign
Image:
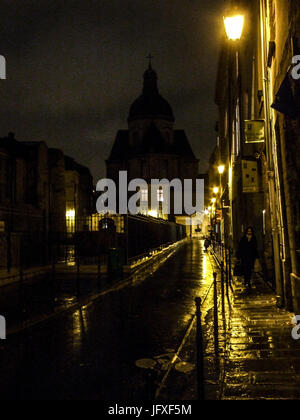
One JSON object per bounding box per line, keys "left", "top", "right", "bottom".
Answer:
{"left": 244, "top": 120, "right": 265, "bottom": 143}
{"left": 242, "top": 160, "right": 259, "bottom": 193}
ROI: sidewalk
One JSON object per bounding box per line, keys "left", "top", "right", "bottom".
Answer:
{"left": 158, "top": 248, "right": 300, "bottom": 400}
{"left": 221, "top": 275, "right": 300, "bottom": 400}
{"left": 0, "top": 266, "right": 51, "bottom": 288}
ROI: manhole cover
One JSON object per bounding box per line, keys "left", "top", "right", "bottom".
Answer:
{"left": 135, "top": 359, "right": 157, "bottom": 369}
{"left": 174, "top": 362, "right": 195, "bottom": 374}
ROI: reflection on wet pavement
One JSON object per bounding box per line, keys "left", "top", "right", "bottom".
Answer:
{"left": 0, "top": 239, "right": 214, "bottom": 400}
{"left": 222, "top": 276, "right": 300, "bottom": 400}
{"left": 1, "top": 239, "right": 299, "bottom": 400}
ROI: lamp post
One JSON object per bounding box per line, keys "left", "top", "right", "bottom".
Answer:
{"left": 223, "top": 10, "right": 245, "bottom": 251}
{"left": 217, "top": 165, "right": 225, "bottom": 248}
{"left": 223, "top": 11, "right": 245, "bottom": 148}
{"left": 218, "top": 164, "right": 225, "bottom": 205}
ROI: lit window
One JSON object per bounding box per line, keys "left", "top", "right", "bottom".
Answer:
{"left": 66, "top": 209, "right": 76, "bottom": 233}
{"left": 141, "top": 189, "right": 148, "bottom": 202}
{"left": 157, "top": 188, "right": 164, "bottom": 202}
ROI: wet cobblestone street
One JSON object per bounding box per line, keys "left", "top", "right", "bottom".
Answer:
{"left": 1, "top": 239, "right": 300, "bottom": 400}
{"left": 221, "top": 276, "right": 300, "bottom": 400}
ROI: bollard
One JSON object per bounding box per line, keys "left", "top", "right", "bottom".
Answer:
{"left": 220, "top": 262, "right": 225, "bottom": 315}
{"left": 225, "top": 248, "right": 229, "bottom": 291}
{"left": 221, "top": 243, "right": 224, "bottom": 264}
{"left": 213, "top": 272, "right": 219, "bottom": 363}
{"left": 195, "top": 297, "right": 205, "bottom": 400}
{"left": 76, "top": 256, "right": 80, "bottom": 297}
{"left": 225, "top": 252, "right": 229, "bottom": 297}
{"left": 229, "top": 248, "right": 232, "bottom": 285}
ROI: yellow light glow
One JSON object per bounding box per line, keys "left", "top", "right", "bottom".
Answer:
{"left": 66, "top": 209, "right": 75, "bottom": 219}
{"left": 211, "top": 198, "right": 216, "bottom": 204}
{"left": 213, "top": 187, "right": 219, "bottom": 194}
{"left": 148, "top": 210, "right": 158, "bottom": 218}
{"left": 204, "top": 209, "right": 209, "bottom": 215}
{"left": 218, "top": 165, "right": 225, "bottom": 175}
{"left": 224, "top": 15, "right": 244, "bottom": 40}
{"left": 208, "top": 206, "right": 212, "bottom": 211}
{"left": 229, "top": 166, "right": 232, "bottom": 185}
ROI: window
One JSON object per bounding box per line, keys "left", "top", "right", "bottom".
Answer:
{"left": 157, "top": 188, "right": 164, "bottom": 202}
{"left": 141, "top": 189, "right": 148, "bottom": 202}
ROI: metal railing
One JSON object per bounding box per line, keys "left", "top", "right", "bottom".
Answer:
{"left": 194, "top": 242, "right": 234, "bottom": 400}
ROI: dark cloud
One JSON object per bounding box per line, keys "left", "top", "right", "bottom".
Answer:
{"left": 0, "top": 0, "right": 226, "bottom": 180}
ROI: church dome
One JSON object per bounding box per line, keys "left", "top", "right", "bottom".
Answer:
{"left": 128, "top": 64, "right": 175, "bottom": 123}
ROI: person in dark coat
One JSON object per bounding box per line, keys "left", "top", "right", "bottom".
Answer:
{"left": 204, "top": 237, "right": 211, "bottom": 252}
{"left": 236, "top": 226, "right": 259, "bottom": 288}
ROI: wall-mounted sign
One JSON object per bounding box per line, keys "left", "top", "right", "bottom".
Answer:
{"left": 242, "top": 160, "right": 259, "bottom": 193}
{"left": 244, "top": 120, "right": 265, "bottom": 143}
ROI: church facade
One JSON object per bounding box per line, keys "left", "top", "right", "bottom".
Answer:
{"left": 106, "top": 64, "right": 199, "bottom": 223}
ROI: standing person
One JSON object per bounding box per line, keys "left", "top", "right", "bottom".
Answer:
{"left": 236, "top": 226, "right": 259, "bottom": 288}
{"left": 204, "top": 237, "right": 211, "bottom": 252}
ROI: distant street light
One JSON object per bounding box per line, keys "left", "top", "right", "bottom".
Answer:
{"left": 218, "top": 165, "right": 225, "bottom": 175}
{"left": 224, "top": 15, "right": 245, "bottom": 40}
{"left": 211, "top": 198, "right": 217, "bottom": 204}
{"left": 213, "top": 187, "right": 219, "bottom": 194}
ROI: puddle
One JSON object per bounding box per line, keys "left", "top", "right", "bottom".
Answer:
{"left": 135, "top": 359, "right": 157, "bottom": 369}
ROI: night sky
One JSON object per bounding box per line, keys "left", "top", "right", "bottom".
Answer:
{"left": 0, "top": 0, "right": 226, "bottom": 182}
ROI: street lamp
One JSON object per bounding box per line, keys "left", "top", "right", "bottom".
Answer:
{"left": 223, "top": 10, "right": 245, "bottom": 253}
{"left": 218, "top": 165, "right": 225, "bottom": 175}
{"left": 224, "top": 15, "right": 244, "bottom": 41}
{"left": 213, "top": 187, "right": 219, "bottom": 194}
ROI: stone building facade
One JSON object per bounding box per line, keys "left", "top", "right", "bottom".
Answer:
{"left": 0, "top": 133, "right": 93, "bottom": 268}
{"left": 211, "top": 0, "right": 300, "bottom": 311}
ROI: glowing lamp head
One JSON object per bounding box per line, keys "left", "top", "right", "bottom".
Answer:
{"left": 211, "top": 198, "right": 217, "bottom": 204}
{"left": 213, "top": 187, "right": 219, "bottom": 194}
{"left": 224, "top": 15, "right": 244, "bottom": 40}
{"left": 66, "top": 209, "right": 75, "bottom": 218}
{"left": 218, "top": 165, "right": 225, "bottom": 175}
